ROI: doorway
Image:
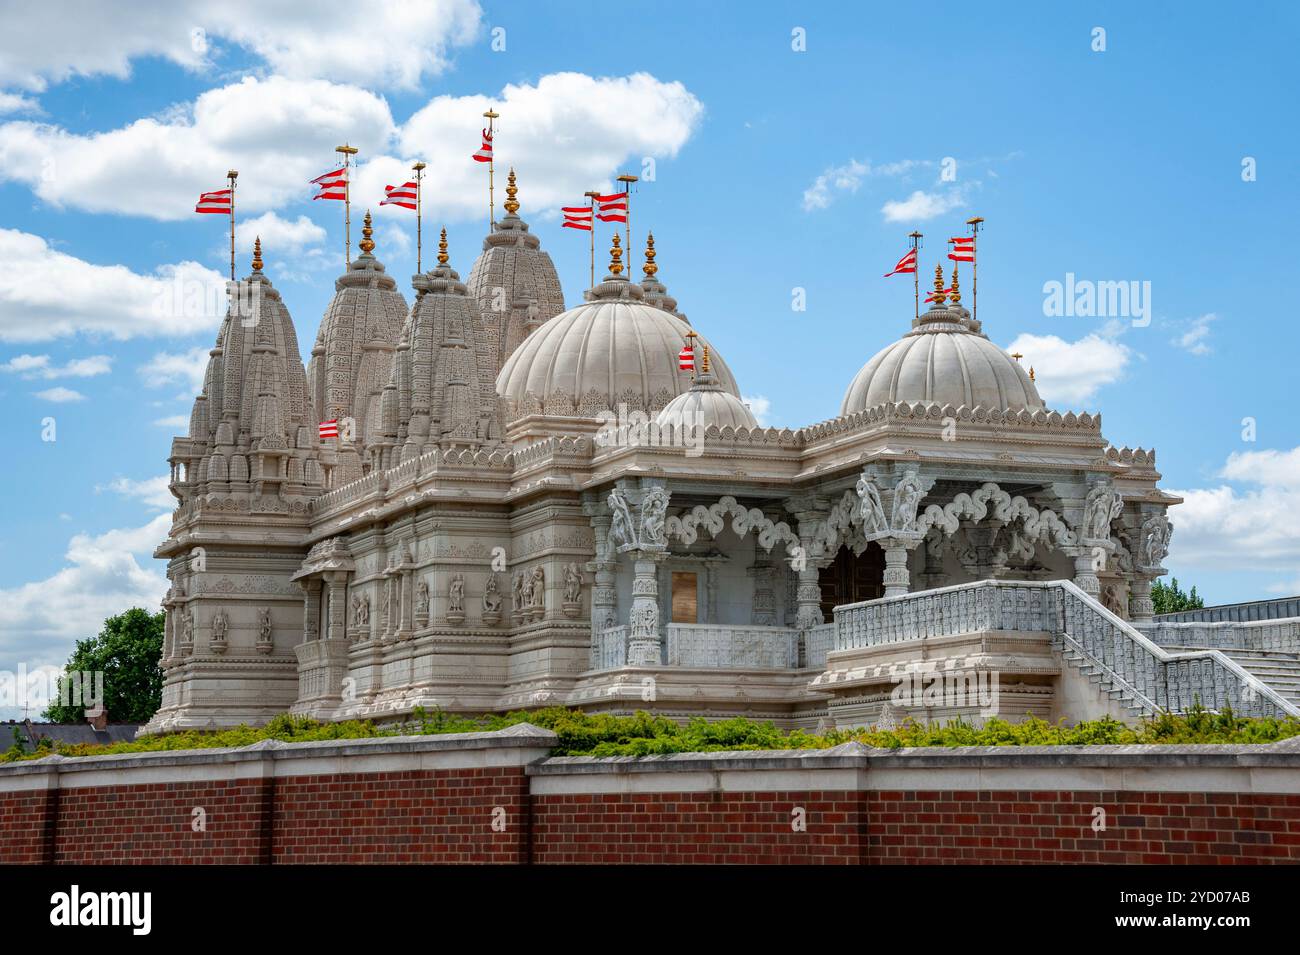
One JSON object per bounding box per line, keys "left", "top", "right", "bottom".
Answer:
{"left": 818, "top": 544, "right": 885, "bottom": 622}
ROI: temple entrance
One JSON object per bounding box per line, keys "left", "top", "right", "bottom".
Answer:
{"left": 818, "top": 543, "right": 885, "bottom": 622}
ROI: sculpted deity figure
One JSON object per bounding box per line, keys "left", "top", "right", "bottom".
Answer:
{"left": 890, "top": 473, "right": 925, "bottom": 533}
{"left": 608, "top": 488, "right": 635, "bottom": 550}
{"left": 512, "top": 571, "right": 525, "bottom": 612}
{"left": 483, "top": 572, "right": 503, "bottom": 613}
{"left": 530, "top": 566, "right": 545, "bottom": 608}
{"left": 1083, "top": 484, "right": 1123, "bottom": 542}
{"left": 564, "top": 563, "right": 582, "bottom": 603}
{"left": 639, "top": 487, "right": 669, "bottom": 547}
{"left": 857, "top": 473, "right": 888, "bottom": 536}
{"left": 416, "top": 579, "right": 431, "bottom": 616}
{"left": 181, "top": 609, "right": 194, "bottom": 645}
{"left": 1139, "top": 514, "right": 1173, "bottom": 569}
{"left": 258, "top": 607, "right": 273, "bottom": 642}
{"left": 211, "top": 610, "right": 228, "bottom": 641}
{"left": 447, "top": 575, "right": 464, "bottom": 614}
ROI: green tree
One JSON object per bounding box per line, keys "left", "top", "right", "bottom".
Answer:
{"left": 43, "top": 608, "right": 164, "bottom": 723}
{"left": 1151, "top": 577, "right": 1204, "bottom": 615}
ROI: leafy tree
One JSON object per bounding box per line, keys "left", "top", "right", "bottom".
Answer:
{"left": 43, "top": 608, "right": 164, "bottom": 723}
{"left": 1151, "top": 576, "right": 1204, "bottom": 615}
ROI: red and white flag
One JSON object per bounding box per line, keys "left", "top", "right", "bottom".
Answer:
{"left": 678, "top": 344, "right": 695, "bottom": 371}
{"left": 561, "top": 206, "right": 593, "bottom": 231}
{"left": 472, "top": 128, "right": 493, "bottom": 163}
{"left": 883, "top": 247, "right": 917, "bottom": 277}
{"left": 595, "top": 192, "right": 628, "bottom": 223}
{"left": 924, "top": 286, "right": 954, "bottom": 304}
{"left": 380, "top": 181, "right": 417, "bottom": 210}
{"left": 948, "top": 236, "right": 975, "bottom": 263}
{"left": 319, "top": 419, "right": 339, "bottom": 439}
{"left": 195, "top": 188, "right": 232, "bottom": 215}
{"left": 311, "top": 167, "right": 347, "bottom": 201}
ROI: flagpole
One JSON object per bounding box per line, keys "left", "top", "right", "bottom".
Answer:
{"left": 412, "top": 161, "right": 427, "bottom": 273}
{"left": 483, "top": 109, "right": 499, "bottom": 231}
{"left": 617, "top": 173, "right": 638, "bottom": 273}
{"left": 966, "top": 216, "right": 984, "bottom": 324}
{"left": 584, "top": 190, "right": 600, "bottom": 287}
{"left": 336, "top": 143, "right": 359, "bottom": 266}
{"left": 227, "top": 169, "right": 238, "bottom": 282}
{"left": 908, "top": 230, "right": 922, "bottom": 321}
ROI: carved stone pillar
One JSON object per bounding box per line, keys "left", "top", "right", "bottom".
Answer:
{"left": 628, "top": 554, "right": 664, "bottom": 666}
{"left": 789, "top": 501, "right": 830, "bottom": 632}
{"left": 882, "top": 542, "right": 914, "bottom": 599}
{"left": 326, "top": 574, "right": 347, "bottom": 642}
{"left": 301, "top": 579, "right": 322, "bottom": 643}
{"left": 1072, "top": 552, "right": 1102, "bottom": 598}
{"left": 1129, "top": 576, "right": 1155, "bottom": 625}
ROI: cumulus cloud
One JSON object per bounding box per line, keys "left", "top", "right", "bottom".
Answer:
{"left": 1, "top": 353, "right": 112, "bottom": 378}
{"left": 33, "top": 386, "right": 85, "bottom": 402}
{"left": 0, "top": 92, "right": 39, "bottom": 115}
{"left": 0, "top": 0, "right": 482, "bottom": 91}
{"left": 153, "top": 414, "right": 191, "bottom": 429}
{"left": 0, "top": 515, "right": 170, "bottom": 675}
{"left": 235, "top": 211, "right": 327, "bottom": 257}
{"left": 0, "top": 71, "right": 704, "bottom": 228}
{"left": 742, "top": 395, "right": 773, "bottom": 427}
{"left": 1002, "top": 332, "right": 1131, "bottom": 407}
{"left": 139, "top": 348, "right": 210, "bottom": 394}
{"left": 881, "top": 188, "right": 967, "bottom": 223}
{"left": 0, "top": 229, "right": 226, "bottom": 342}
{"left": 1168, "top": 447, "right": 1300, "bottom": 592}
{"left": 97, "top": 475, "right": 175, "bottom": 511}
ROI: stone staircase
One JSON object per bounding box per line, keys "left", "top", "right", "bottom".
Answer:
{"left": 1199, "top": 649, "right": 1300, "bottom": 708}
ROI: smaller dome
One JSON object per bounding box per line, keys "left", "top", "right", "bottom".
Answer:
{"left": 656, "top": 354, "right": 756, "bottom": 431}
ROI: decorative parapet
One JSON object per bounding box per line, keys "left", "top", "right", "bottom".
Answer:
{"left": 827, "top": 579, "right": 1300, "bottom": 720}
{"left": 1105, "top": 445, "right": 1158, "bottom": 468}
{"left": 1145, "top": 618, "right": 1300, "bottom": 655}
{"left": 665, "top": 624, "right": 798, "bottom": 668}
{"left": 797, "top": 401, "right": 1104, "bottom": 447}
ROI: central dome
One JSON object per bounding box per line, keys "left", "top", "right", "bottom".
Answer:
{"left": 841, "top": 288, "right": 1043, "bottom": 415}
{"left": 496, "top": 259, "right": 738, "bottom": 419}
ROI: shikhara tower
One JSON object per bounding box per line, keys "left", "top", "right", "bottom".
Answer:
{"left": 147, "top": 190, "right": 1292, "bottom": 736}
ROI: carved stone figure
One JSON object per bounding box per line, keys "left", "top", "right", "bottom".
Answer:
{"left": 563, "top": 563, "right": 582, "bottom": 604}
{"left": 211, "top": 610, "right": 228, "bottom": 641}
{"left": 512, "top": 571, "right": 524, "bottom": 613}
{"left": 608, "top": 488, "right": 635, "bottom": 550}
{"left": 483, "top": 572, "right": 503, "bottom": 614}
{"left": 890, "top": 472, "right": 925, "bottom": 533}
{"left": 1102, "top": 584, "right": 1127, "bottom": 618}
{"left": 447, "top": 574, "right": 464, "bottom": 614}
{"left": 857, "top": 473, "right": 888, "bottom": 535}
{"left": 416, "top": 578, "right": 431, "bottom": 616}
{"left": 529, "top": 566, "right": 545, "bottom": 610}
{"left": 1138, "top": 514, "right": 1172, "bottom": 569}
{"left": 257, "top": 607, "right": 273, "bottom": 652}
{"left": 1083, "top": 484, "right": 1123, "bottom": 542}
{"left": 639, "top": 486, "right": 669, "bottom": 547}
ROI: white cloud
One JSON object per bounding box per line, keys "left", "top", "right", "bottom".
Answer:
{"left": 1220, "top": 448, "right": 1300, "bottom": 489}
{"left": 235, "top": 212, "right": 327, "bottom": 260}
{"left": 33, "top": 386, "right": 85, "bottom": 402}
{"left": 801, "top": 159, "right": 924, "bottom": 212}
{"left": 1, "top": 71, "right": 703, "bottom": 229}
{"left": 881, "top": 188, "right": 966, "bottom": 223}
{"left": 0, "top": 92, "right": 39, "bottom": 115}
{"left": 153, "top": 414, "right": 191, "bottom": 429}
{"left": 1172, "top": 313, "right": 1216, "bottom": 356}
{"left": 0, "top": 229, "right": 226, "bottom": 342}
{"left": 97, "top": 475, "right": 175, "bottom": 511}
{"left": 0, "top": 0, "right": 482, "bottom": 91}
{"left": 0, "top": 515, "right": 170, "bottom": 673}
{"left": 742, "top": 395, "right": 773, "bottom": 427}
{"left": 139, "top": 347, "right": 210, "bottom": 394}
{"left": 1003, "top": 332, "right": 1131, "bottom": 407}
{"left": 0, "top": 353, "right": 112, "bottom": 378}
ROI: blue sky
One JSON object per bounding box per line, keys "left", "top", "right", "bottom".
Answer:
{"left": 1, "top": 0, "right": 1298, "bottom": 694}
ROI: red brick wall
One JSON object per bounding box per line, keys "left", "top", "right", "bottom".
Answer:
{"left": 53, "top": 779, "right": 272, "bottom": 865}
{"left": 0, "top": 789, "right": 55, "bottom": 864}
{"left": 272, "top": 767, "right": 529, "bottom": 864}
{"left": 531, "top": 791, "right": 869, "bottom": 864}
{"left": 867, "top": 790, "right": 1300, "bottom": 864}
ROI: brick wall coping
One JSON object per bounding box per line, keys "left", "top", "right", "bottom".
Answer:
{"left": 0, "top": 722, "right": 557, "bottom": 784}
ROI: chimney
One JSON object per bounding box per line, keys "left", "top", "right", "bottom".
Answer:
{"left": 86, "top": 707, "right": 109, "bottom": 732}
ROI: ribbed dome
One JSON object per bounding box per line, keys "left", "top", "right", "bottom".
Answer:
{"left": 656, "top": 362, "right": 756, "bottom": 431}
{"left": 495, "top": 270, "right": 738, "bottom": 420}
{"left": 840, "top": 302, "right": 1044, "bottom": 415}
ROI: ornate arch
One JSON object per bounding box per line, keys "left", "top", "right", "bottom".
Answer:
{"left": 918, "top": 481, "right": 1077, "bottom": 549}
{"left": 666, "top": 495, "right": 800, "bottom": 553}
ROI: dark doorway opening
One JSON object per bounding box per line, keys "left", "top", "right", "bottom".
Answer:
{"left": 818, "top": 543, "right": 885, "bottom": 622}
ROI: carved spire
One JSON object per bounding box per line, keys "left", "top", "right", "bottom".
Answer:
{"left": 251, "top": 236, "right": 263, "bottom": 272}
{"left": 437, "top": 227, "right": 449, "bottom": 266}
{"left": 358, "top": 210, "right": 375, "bottom": 255}
{"left": 700, "top": 343, "right": 710, "bottom": 375}
{"left": 932, "top": 263, "right": 947, "bottom": 306}
{"left": 949, "top": 263, "right": 961, "bottom": 305}
{"left": 609, "top": 233, "right": 624, "bottom": 276}
{"left": 1029, "top": 366, "right": 1036, "bottom": 381}
{"left": 643, "top": 231, "right": 658, "bottom": 278}
{"left": 503, "top": 167, "right": 520, "bottom": 215}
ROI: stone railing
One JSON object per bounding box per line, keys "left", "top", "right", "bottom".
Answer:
{"left": 1155, "top": 597, "right": 1300, "bottom": 625}
{"left": 594, "top": 626, "right": 629, "bottom": 669}
{"left": 806, "top": 623, "right": 836, "bottom": 669}
{"left": 832, "top": 579, "right": 1300, "bottom": 719}
{"left": 1143, "top": 618, "right": 1300, "bottom": 654}
{"left": 666, "top": 624, "right": 798, "bottom": 669}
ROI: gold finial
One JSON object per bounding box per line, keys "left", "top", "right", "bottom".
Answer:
{"left": 251, "top": 236, "right": 263, "bottom": 272}
{"left": 949, "top": 263, "right": 961, "bottom": 305}
{"left": 504, "top": 167, "right": 520, "bottom": 215}
{"left": 1011, "top": 352, "right": 1023, "bottom": 362}
{"left": 643, "top": 231, "right": 658, "bottom": 278}
{"left": 437, "top": 227, "right": 449, "bottom": 266}
{"left": 1029, "top": 366, "right": 1036, "bottom": 381}
{"left": 358, "top": 210, "right": 375, "bottom": 254}
{"left": 932, "top": 263, "right": 947, "bottom": 305}
{"left": 609, "top": 233, "right": 624, "bottom": 275}
{"left": 701, "top": 344, "right": 710, "bottom": 375}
